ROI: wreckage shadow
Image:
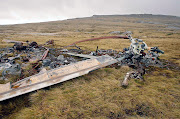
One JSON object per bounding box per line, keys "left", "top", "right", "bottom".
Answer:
{"left": 0, "top": 92, "right": 31, "bottom": 118}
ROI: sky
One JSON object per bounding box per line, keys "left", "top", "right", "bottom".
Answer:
{"left": 0, "top": 0, "right": 179, "bottom": 25}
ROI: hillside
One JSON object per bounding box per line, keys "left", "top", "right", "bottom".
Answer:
{"left": 0, "top": 14, "right": 180, "bottom": 119}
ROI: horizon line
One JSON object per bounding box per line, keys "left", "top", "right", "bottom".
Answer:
{"left": 1, "top": 13, "right": 179, "bottom": 26}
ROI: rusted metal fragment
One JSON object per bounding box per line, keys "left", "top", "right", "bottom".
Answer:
{"left": 40, "top": 48, "right": 49, "bottom": 60}
{"left": 0, "top": 55, "right": 120, "bottom": 101}
{"left": 65, "top": 35, "right": 129, "bottom": 48}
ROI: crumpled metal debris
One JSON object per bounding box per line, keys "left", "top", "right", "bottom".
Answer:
{"left": 90, "top": 46, "right": 118, "bottom": 57}
{"left": 118, "top": 35, "right": 164, "bottom": 86}
{"left": 45, "top": 40, "right": 54, "bottom": 45}
{"left": 0, "top": 63, "right": 12, "bottom": 70}
{"left": 49, "top": 56, "right": 77, "bottom": 69}
{"left": 0, "top": 33, "right": 164, "bottom": 88}
{"left": 0, "top": 42, "right": 79, "bottom": 81}
{"left": 13, "top": 42, "right": 25, "bottom": 51}
{"left": 29, "top": 41, "right": 38, "bottom": 48}
{"left": 2, "top": 63, "right": 21, "bottom": 79}
{"left": 88, "top": 34, "right": 164, "bottom": 87}
{"left": 42, "top": 59, "right": 51, "bottom": 67}
{"left": 122, "top": 70, "right": 145, "bottom": 86}
{"left": 57, "top": 55, "right": 64, "bottom": 61}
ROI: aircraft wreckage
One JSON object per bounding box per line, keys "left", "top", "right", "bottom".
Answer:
{"left": 0, "top": 33, "right": 164, "bottom": 101}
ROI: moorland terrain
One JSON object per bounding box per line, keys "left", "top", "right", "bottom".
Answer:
{"left": 0, "top": 14, "right": 180, "bottom": 118}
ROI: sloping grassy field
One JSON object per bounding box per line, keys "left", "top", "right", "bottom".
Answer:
{"left": 0, "top": 14, "right": 179, "bottom": 119}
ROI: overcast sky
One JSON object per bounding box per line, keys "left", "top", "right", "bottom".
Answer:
{"left": 0, "top": 0, "right": 179, "bottom": 25}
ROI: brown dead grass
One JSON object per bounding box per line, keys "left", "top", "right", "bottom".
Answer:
{"left": 0, "top": 15, "right": 180, "bottom": 119}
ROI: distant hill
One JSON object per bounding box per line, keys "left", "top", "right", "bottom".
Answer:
{"left": 0, "top": 14, "right": 180, "bottom": 33}
{"left": 92, "top": 14, "right": 180, "bottom": 19}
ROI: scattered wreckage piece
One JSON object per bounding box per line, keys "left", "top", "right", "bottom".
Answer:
{"left": 121, "top": 70, "right": 145, "bottom": 86}
{"left": 90, "top": 46, "right": 118, "bottom": 57}
{"left": 67, "top": 52, "right": 98, "bottom": 59}
{"left": 0, "top": 42, "right": 49, "bottom": 80}
{"left": 13, "top": 42, "right": 27, "bottom": 51}
{"left": 0, "top": 63, "right": 12, "bottom": 71}
{"left": 0, "top": 33, "right": 165, "bottom": 101}
{"left": 45, "top": 40, "right": 54, "bottom": 45}
{"left": 2, "top": 63, "right": 21, "bottom": 79}
{"left": 118, "top": 35, "right": 164, "bottom": 86}
{"left": 40, "top": 47, "right": 49, "bottom": 60}
{"left": 0, "top": 42, "right": 79, "bottom": 80}
{"left": 82, "top": 34, "right": 164, "bottom": 87}
{"left": 29, "top": 41, "right": 39, "bottom": 48}
{"left": 0, "top": 55, "right": 122, "bottom": 101}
